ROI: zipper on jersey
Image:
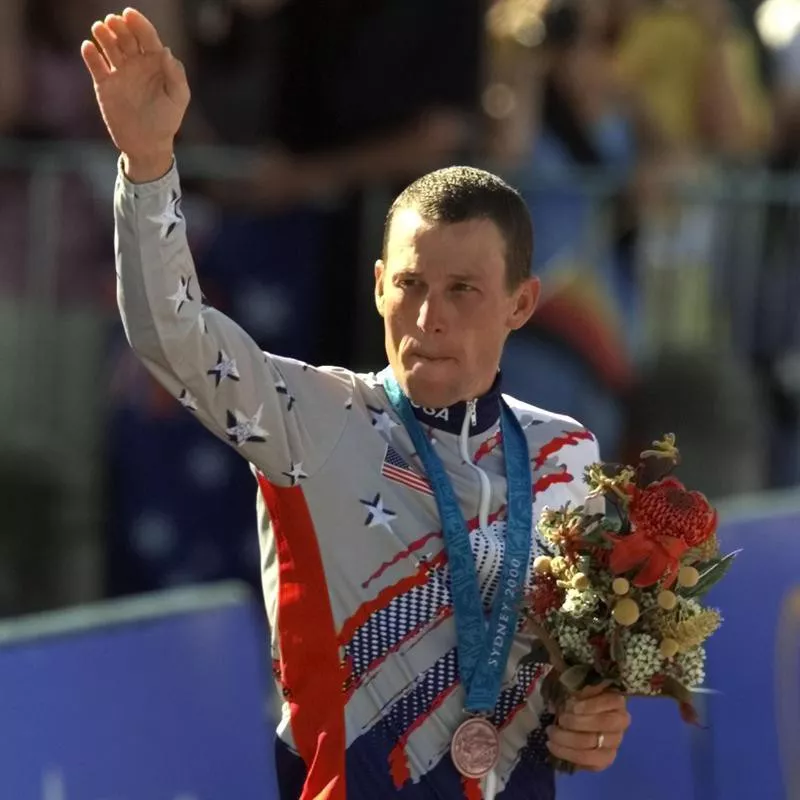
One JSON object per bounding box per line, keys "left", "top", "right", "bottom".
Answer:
{"left": 460, "top": 399, "right": 491, "bottom": 533}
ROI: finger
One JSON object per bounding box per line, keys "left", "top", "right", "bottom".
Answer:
{"left": 574, "top": 681, "right": 613, "bottom": 700}
{"left": 105, "top": 14, "right": 140, "bottom": 57}
{"left": 569, "top": 692, "right": 627, "bottom": 716}
{"left": 80, "top": 40, "right": 111, "bottom": 83}
{"left": 546, "top": 739, "right": 616, "bottom": 772}
{"left": 547, "top": 725, "right": 623, "bottom": 752}
{"left": 91, "top": 21, "right": 126, "bottom": 69}
{"left": 557, "top": 709, "right": 631, "bottom": 734}
{"left": 123, "top": 7, "right": 164, "bottom": 53}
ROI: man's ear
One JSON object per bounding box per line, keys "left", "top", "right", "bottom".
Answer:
{"left": 374, "top": 259, "right": 386, "bottom": 317}
{"left": 507, "top": 276, "right": 541, "bottom": 331}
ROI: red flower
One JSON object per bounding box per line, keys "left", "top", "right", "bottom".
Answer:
{"left": 528, "top": 574, "right": 565, "bottom": 620}
{"left": 589, "top": 634, "right": 611, "bottom": 667}
{"left": 631, "top": 477, "right": 717, "bottom": 547}
{"left": 606, "top": 477, "right": 717, "bottom": 587}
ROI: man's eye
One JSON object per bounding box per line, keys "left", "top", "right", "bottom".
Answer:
{"left": 452, "top": 283, "right": 474, "bottom": 292}
{"left": 397, "top": 278, "right": 418, "bottom": 288}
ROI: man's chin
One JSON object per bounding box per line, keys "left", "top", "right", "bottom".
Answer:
{"left": 399, "top": 362, "right": 463, "bottom": 408}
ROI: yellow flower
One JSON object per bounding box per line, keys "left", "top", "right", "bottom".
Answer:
{"left": 657, "top": 609, "right": 721, "bottom": 652}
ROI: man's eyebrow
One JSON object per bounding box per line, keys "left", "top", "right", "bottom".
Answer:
{"left": 391, "top": 269, "right": 482, "bottom": 281}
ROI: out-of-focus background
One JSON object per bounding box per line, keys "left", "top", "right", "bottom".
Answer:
{"left": 0, "top": 0, "right": 798, "bottom": 798}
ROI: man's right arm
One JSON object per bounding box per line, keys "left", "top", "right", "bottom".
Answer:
{"left": 80, "top": 10, "right": 352, "bottom": 484}
{"left": 115, "top": 156, "right": 353, "bottom": 484}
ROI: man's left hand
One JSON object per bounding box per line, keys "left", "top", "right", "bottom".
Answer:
{"left": 546, "top": 688, "right": 631, "bottom": 771}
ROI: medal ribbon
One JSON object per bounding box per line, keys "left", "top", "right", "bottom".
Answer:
{"left": 383, "top": 377, "right": 532, "bottom": 714}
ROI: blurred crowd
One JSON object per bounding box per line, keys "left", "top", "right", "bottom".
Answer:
{"left": 1, "top": 0, "right": 799, "bottom": 616}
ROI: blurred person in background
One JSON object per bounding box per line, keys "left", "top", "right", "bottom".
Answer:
{"left": 482, "top": 0, "right": 774, "bottom": 494}
{"left": 746, "top": 21, "right": 800, "bottom": 488}
{"left": 483, "top": 0, "right": 663, "bottom": 461}
{"left": 608, "top": 0, "right": 774, "bottom": 495}
{"left": 82, "top": 8, "right": 632, "bottom": 797}
{"left": 607, "top": 0, "right": 772, "bottom": 354}
{"left": 0, "top": 0, "right": 185, "bottom": 616}
{"left": 610, "top": 0, "right": 772, "bottom": 160}
{"left": 608, "top": 0, "right": 774, "bottom": 498}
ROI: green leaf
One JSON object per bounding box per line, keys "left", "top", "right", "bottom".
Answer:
{"left": 541, "top": 668, "right": 568, "bottom": 710}
{"left": 659, "top": 677, "right": 702, "bottom": 725}
{"left": 611, "top": 629, "right": 626, "bottom": 664}
{"left": 581, "top": 528, "right": 614, "bottom": 545}
{"left": 660, "top": 675, "right": 693, "bottom": 705}
{"left": 584, "top": 670, "right": 615, "bottom": 689}
{"left": 519, "top": 640, "right": 551, "bottom": 670}
{"left": 682, "top": 549, "right": 741, "bottom": 599}
{"left": 560, "top": 664, "right": 591, "bottom": 692}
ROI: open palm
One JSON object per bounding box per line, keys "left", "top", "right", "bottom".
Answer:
{"left": 81, "top": 8, "right": 189, "bottom": 159}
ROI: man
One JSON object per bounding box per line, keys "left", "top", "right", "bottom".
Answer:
{"left": 81, "top": 9, "right": 630, "bottom": 799}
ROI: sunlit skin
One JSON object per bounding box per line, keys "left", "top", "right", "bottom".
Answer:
{"left": 375, "top": 208, "right": 540, "bottom": 409}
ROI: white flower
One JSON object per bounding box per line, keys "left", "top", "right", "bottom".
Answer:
{"left": 678, "top": 597, "right": 703, "bottom": 616}
{"left": 562, "top": 588, "right": 599, "bottom": 617}
{"left": 553, "top": 622, "right": 594, "bottom": 664}
{"left": 667, "top": 646, "right": 706, "bottom": 688}
{"left": 619, "top": 632, "right": 662, "bottom": 695}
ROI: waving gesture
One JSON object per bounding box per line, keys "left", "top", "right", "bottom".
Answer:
{"left": 81, "top": 8, "right": 190, "bottom": 181}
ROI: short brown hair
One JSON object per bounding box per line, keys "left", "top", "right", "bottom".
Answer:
{"left": 382, "top": 166, "right": 534, "bottom": 289}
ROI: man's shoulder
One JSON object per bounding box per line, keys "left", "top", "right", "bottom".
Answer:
{"left": 501, "top": 393, "right": 590, "bottom": 433}
{"left": 502, "top": 393, "right": 601, "bottom": 464}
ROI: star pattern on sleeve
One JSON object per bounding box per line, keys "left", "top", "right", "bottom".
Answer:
{"left": 167, "top": 275, "right": 194, "bottom": 314}
{"left": 368, "top": 405, "right": 399, "bottom": 436}
{"left": 360, "top": 493, "right": 398, "bottom": 530}
{"left": 274, "top": 374, "right": 296, "bottom": 411}
{"left": 225, "top": 405, "right": 269, "bottom": 446}
{"left": 282, "top": 461, "right": 308, "bottom": 486}
{"left": 197, "top": 295, "right": 212, "bottom": 334}
{"left": 518, "top": 413, "right": 541, "bottom": 431}
{"left": 148, "top": 189, "right": 184, "bottom": 240}
{"left": 207, "top": 350, "right": 241, "bottom": 387}
{"left": 178, "top": 389, "right": 198, "bottom": 412}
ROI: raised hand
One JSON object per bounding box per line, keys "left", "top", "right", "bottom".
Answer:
{"left": 81, "top": 7, "right": 190, "bottom": 181}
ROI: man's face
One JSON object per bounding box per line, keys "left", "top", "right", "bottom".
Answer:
{"left": 374, "top": 209, "right": 539, "bottom": 409}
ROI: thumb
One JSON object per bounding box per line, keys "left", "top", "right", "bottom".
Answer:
{"left": 161, "top": 48, "right": 188, "bottom": 103}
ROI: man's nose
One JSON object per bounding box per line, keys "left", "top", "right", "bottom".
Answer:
{"left": 417, "top": 293, "right": 447, "bottom": 333}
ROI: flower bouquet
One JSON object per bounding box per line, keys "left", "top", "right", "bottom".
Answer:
{"left": 522, "top": 434, "right": 738, "bottom": 773}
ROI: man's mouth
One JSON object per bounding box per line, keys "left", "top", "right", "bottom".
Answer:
{"left": 408, "top": 352, "right": 452, "bottom": 362}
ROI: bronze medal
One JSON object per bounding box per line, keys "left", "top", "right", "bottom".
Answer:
{"left": 450, "top": 716, "right": 500, "bottom": 780}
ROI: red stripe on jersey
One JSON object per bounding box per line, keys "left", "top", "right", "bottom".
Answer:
{"left": 339, "top": 551, "right": 449, "bottom": 644}
{"left": 532, "top": 429, "right": 594, "bottom": 469}
{"left": 342, "top": 506, "right": 507, "bottom": 646}
{"left": 387, "top": 681, "right": 460, "bottom": 789}
{"left": 463, "top": 776, "right": 483, "bottom": 799}
{"left": 533, "top": 468, "right": 573, "bottom": 493}
{"left": 257, "top": 473, "right": 346, "bottom": 800}
{"left": 361, "top": 529, "right": 443, "bottom": 590}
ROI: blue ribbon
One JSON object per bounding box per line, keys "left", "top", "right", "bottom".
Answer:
{"left": 383, "top": 377, "right": 532, "bottom": 715}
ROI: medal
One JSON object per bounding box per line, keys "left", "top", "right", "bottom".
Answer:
{"left": 450, "top": 716, "right": 501, "bottom": 780}
{"left": 384, "top": 376, "right": 533, "bottom": 781}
